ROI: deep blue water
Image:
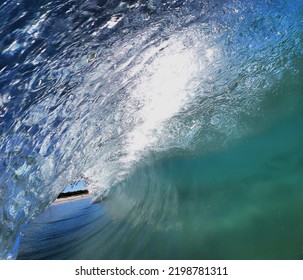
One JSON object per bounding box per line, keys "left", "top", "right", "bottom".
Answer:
{"left": 17, "top": 198, "right": 107, "bottom": 259}
{"left": 1, "top": 0, "right": 303, "bottom": 259}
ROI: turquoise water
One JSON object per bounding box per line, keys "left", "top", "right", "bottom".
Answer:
{"left": 18, "top": 91, "right": 303, "bottom": 259}
{"left": 1, "top": 0, "right": 303, "bottom": 259}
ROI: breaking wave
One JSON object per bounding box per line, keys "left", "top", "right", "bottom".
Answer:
{"left": 1, "top": 0, "right": 303, "bottom": 259}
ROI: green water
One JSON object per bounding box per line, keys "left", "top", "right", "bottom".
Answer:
{"left": 18, "top": 70, "right": 303, "bottom": 260}
{"left": 100, "top": 76, "right": 303, "bottom": 260}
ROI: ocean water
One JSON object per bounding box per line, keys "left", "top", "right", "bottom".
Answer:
{"left": 17, "top": 107, "right": 303, "bottom": 260}
{"left": 1, "top": 0, "right": 303, "bottom": 259}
